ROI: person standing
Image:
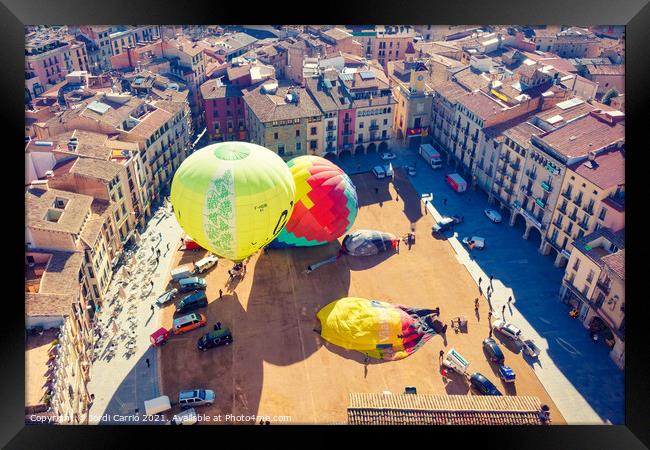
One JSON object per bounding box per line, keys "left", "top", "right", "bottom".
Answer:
{"left": 146, "top": 358, "right": 150, "bottom": 368}
{"left": 489, "top": 275, "right": 494, "bottom": 288}
{"left": 478, "top": 277, "right": 482, "bottom": 287}
{"left": 443, "top": 198, "right": 447, "bottom": 206}
{"left": 217, "top": 322, "right": 222, "bottom": 330}
{"left": 375, "top": 187, "right": 379, "bottom": 194}
{"left": 508, "top": 296, "right": 513, "bottom": 304}
{"left": 488, "top": 310, "right": 492, "bottom": 321}
{"left": 219, "top": 289, "right": 223, "bottom": 300}
{"left": 502, "top": 305, "right": 506, "bottom": 317}
{"left": 474, "top": 298, "right": 479, "bottom": 309}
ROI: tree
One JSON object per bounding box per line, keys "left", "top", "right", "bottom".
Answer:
{"left": 602, "top": 88, "right": 620, "bottom": 105}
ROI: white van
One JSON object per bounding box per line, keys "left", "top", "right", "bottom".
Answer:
{"left": 442, "top": 348, "right": 470, "bottom": 375}
{"left": 171, "top": 408, "right": 198, "bottom": 425}
{"left": 194, "top": 255, "right": 218, "bottom": 274}
{"left": 171, "top": 265, "right": 195, "bottom": 281}
{"left": 144, "top": 395, "right": 172, "bottom": 416}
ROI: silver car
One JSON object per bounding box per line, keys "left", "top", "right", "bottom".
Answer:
{"left": 484, "top": 208, "right": 502, "bottom": 223}
{"left": 179, "top": 389, "right": 215, "bottom": 409}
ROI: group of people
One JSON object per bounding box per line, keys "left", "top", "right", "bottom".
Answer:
{"left": 228, "top": 262, "right": 246, "bottom": 279}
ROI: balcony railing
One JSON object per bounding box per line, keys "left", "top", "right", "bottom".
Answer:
{"left": 344, "top": 117, "right": 352, "bottom": 124}
{"left": 596, "top": 279, "right": 611, "bottom": 295}
{"left": 369, "top": 124, "right": 379, "bottom": 131}
{"left": 573, "top": 196, "right": 583, "bottom": 207}
{"left": 521, "top": 186, "right": 533, "bottom": 197}
{"left": 509, "top": 162, "right": 520, "bottom": 171}
{"left": 535, "top": 198, "right": 546, "bottom": 209}
{"left": 540, "top": 181, "right": 553, "bottom": 193}
{"left": 327, "top": 125, "right": 336, "bottom": 131}
{"left": 342, "top": 129, "right": 353, "bottom": 135}
{"left": 582, "top": 205, "right": 594, "bottom": 215}
{"left": 558, "top": 204, "right": 567, "bottom": 214}
{"left": 326, "top": 135, "right": 336, "bottom": 142}
{"left": 578, "top": 220, "right": 590, "bottom": 231}
{"left": 505, "top": 187, "right": 514, "bottom": 195}
{"left": 509, "top": 176, "right": 518, "bottom": 184}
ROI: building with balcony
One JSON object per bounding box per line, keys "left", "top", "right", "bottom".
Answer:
{"left": 200, "top": 62, "right": 274, "bottom": 143}
{"left": 523, "top": 108, "right": 624, "bottom": 260}
{"left": 387, "top": 52, "right": 436, "bottom": 149}
{"left": 243, "top": 80, "right": 323, "bottom": 160}
{"left": 559, "top": 228, "right": 624, "bottom": 368}
{"left": 33, "top": 91, "right": 193, "bottom": 209}
{"left": 547, "top": 148, "right": 624, "bottom": 267}
{"left": 305, "top": 65, "right": 394, "bottom": 158}
{"left": 490, "top": 121, "right": 544, "bottom": 214}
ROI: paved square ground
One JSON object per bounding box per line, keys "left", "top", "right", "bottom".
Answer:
{"left": 158, "top": 170, "right": 564, "bottom": 425}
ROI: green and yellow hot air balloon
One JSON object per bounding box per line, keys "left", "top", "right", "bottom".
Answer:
{"left": 170, "top": 142, "right": 296, "bottom": 262}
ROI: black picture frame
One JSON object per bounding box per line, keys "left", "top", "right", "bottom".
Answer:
{"left": 4, "top": 0, "right": 648, "bottom": 447}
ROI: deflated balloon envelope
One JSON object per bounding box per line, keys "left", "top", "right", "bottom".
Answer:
{"left": 341, "top": 229, "right": 399, "bottom": 256}
{"left": 316, "top": 297, "right": 438, "bottom": 360}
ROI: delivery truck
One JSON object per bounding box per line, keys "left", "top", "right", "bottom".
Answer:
{"left": 419, "top": 144, "right": 443, "bottom": 169}
{"left": 445, "top": 173, "right": 468, "bottom": 193}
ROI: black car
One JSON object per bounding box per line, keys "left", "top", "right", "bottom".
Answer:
{"left": 482, "top": 337, "right": 505, "bottom": 364}
{"left": 197, "top": 329, "right": 233, "bottom": 351}
{"left": 469, "top": 372, "right": 502, "bottom": 396}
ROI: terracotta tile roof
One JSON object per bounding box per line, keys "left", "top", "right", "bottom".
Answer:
{"left": 243, "top": 81, "right": 322, "bottom": 123}
{"left": 503, "top": 121, "right": 545, "bottom": 146}
{"left": 456, "top": 90, "right": 508, "bottom": 121}
{"left": 323, "top": 28, "right": 352, "bottom": 41}
{"left": 26, "top": 187, "right": 92, "bottom": 235}
{"left": 583, "top": 64, "right": 625, "bottom": 76}
{"left": 80, "top": 200, "right": 113, "bottom": 249}
{"left": 35, "top": 250, "right": 85, "bottom": 296}
{"left": 534, "top": 100, "right": 596, "bottom": 128}
{"left": 80, "top": 95, "right": 144, "bottom": 128}
{"left": 434, "top": 80, "right": 470, "bottom": 102}
{"left": 601, "top": 249, "right": 624, "bottom": 280}
{"left": 25, "top": 292, "right": 74, "bottom": 317}
{"left": 568, "top": 149, "right": 624, "bottom": 190}
{"left": 153, "top": 98, "right": 187, "bottom": 116}
{"left": 347, "top": 393, "right": 545, "bottom": 425}
{"left": 200, "top": 79, "right": 243, "bottom": 100}
{"left": 226, "top": 64, "right": 251, "bottom": 82}
{"left": 69, "top": 156, "right": 124, "bottom": 182}
{"left": 536, "top": 112, "right": 624, "bottom": 158}
{"left": 452, "top": 67, "right": 492, "bottom": 92}
{"left": 127, "top": 108, "right": 173, "bottom": 139}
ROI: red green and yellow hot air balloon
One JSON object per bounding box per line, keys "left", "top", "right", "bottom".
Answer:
{"left": 274, "top": 156, "right": 358, "bottom": 247}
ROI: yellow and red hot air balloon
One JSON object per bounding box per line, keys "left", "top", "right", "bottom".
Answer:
{"left": 170, "top": 142, "right": 296, "bottom": 262}
{"left": 274, "top": 156, "right": 358, "bottom": 247}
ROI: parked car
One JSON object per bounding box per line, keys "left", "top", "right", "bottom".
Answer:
{"left": 380, "top": 151, "right": 397, "bottom": 160}
{"left": 175, "top": 291, "right": 208, "bottom": 314}
{"left": 178, "top": 389, "right": 215, "bottom": 409}
{"left": 178, "top": 277, "right": 207, "bottom": 293}
{"left": 155, "top": 288, "right": 178, "bottom": 307}
{"left": 462, "top": 236, "right": 486, "bottom": 249}
{"left": 484, "top": 208, "right": 502, "bottom": 223}
{"left": 492, "top": 319, "right": 522, "bottom": 342}
{"left": 469, "top": 372, "right": 502, "bottom": 396}
{"left": 482, "top": 337, "right": 505, "bottom": 364}
{"left": 197, "top": 328, "right": 233, "bottom": 351}
{"left": 383, "top": 164, "right": 394, "bottom": 178}
{"left": 432, "top": 216, "right": 463, "bottom": 233}
{"left": 171, "top": 408, "right": 198, "bottom": 425}
{"left": 372, "top": 166, "right": 386, "bottom": 179}
{"left": 405, "top": 165, "right": 416, "bottom": 176}
{"left": 172, "top": 312, "right": 207, "bottom": 335}
{"left": 194, "top": 254, "right": 218, "bottom": 274}
{"left": 522, "top": 339, "right": 541, "bottom": 358}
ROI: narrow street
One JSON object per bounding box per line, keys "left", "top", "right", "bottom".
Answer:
{"left": 87, "top": 203, "right": 183, "bottom": 424}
